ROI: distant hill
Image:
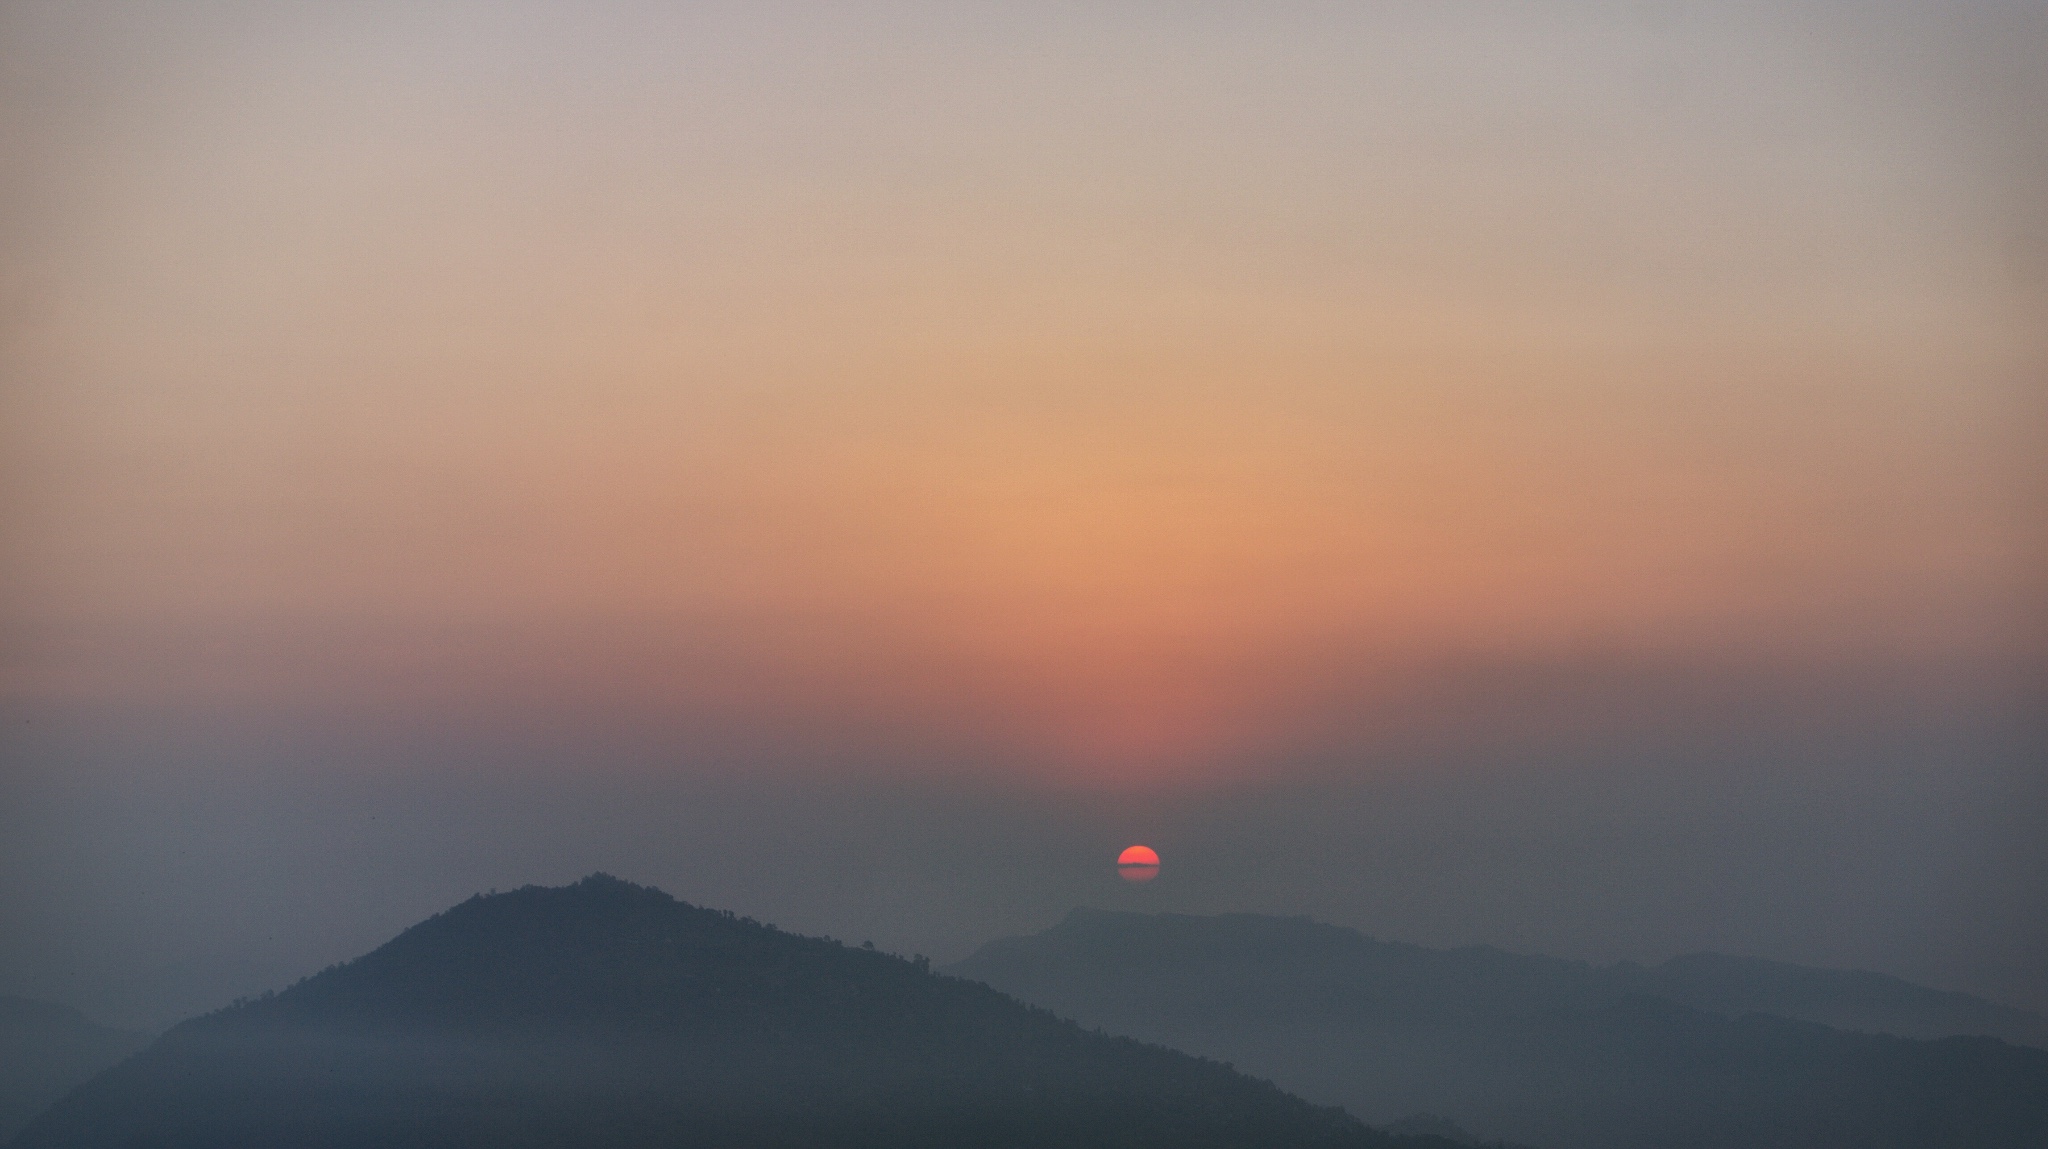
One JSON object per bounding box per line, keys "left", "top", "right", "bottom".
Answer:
{"left": 0, "top": 996, "right": 147, "bottom": 1141}
{"left": 1611, "top": 951, "right": 2048, "bottom": 1048}
{"left": 13, "top": 877, "right": 1457, "bottom": 1149}
{"left": 950, "top": 909, "right": 2048, "bottom": 1149}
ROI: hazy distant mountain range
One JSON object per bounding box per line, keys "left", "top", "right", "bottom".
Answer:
{"left": 950, "top": 909, "right": 2048, "bottom": 1149}
{"left": 10, "top": 877, "right": 1457, "bottom": 1149}
{"left": 1608, "top": 950, "right": 2048, "bottom": 1049}
{"left": 0, "top": 998, "right": 146, "bottom": 1143}
{"left": 18, "top": 885, "right": 2044, "bottom": 1148}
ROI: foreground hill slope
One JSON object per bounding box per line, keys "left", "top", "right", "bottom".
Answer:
{"left": 951, "top": 909, "right": 2048, "bottom": 1149}
{"left": 0, "top": 998, "right": 147, "bottom": 1142}
{"left": 14, "top": 877, "right": 1444, "bottom": 1149}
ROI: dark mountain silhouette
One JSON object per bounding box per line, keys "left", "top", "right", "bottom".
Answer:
{"left": 0, "top": 997, "right": 148, "bottom": 1142}
{"left": 1610, "top": 951, "right": 2048, "bottom": 1048}
{"left": 950, "top": 909, "right": 2048, "bottom": 1149}
{"left": 13, "top": 876, "right": 1459, "bottom": 1149}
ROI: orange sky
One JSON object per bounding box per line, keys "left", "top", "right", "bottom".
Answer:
{"left": 2, "top": 1, "right": 2041, "bottom": 784}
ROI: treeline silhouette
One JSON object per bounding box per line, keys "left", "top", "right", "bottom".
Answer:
{"left": 13, "top": 876, "right": 1462, "bottom": 1149}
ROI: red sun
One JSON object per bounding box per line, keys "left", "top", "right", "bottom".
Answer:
{"left": 1117, "top": 844, "right": 1160, "bottom": 883}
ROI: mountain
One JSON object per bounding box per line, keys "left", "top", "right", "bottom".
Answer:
{"left": 1611, "top": 951, "right": 2048, "bottom": 1048}
{"left": 12, "top": 876, "right": 1458, "bottom": 1149}
{"left": 949, "top": 909, "right": 2048, "bottom": 1149}
{"left": 0, "top": 997, "right": 148, "bottom": 1142}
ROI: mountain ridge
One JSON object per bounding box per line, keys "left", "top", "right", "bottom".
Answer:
{"left": 1612, "top": 950, "right": 2048, "bottom": 1046}
{"left": 997, "top": 907, "right": 2047, "bottom": 1045}
{"left": 12, "top": 876, "right": 1454, "bottom": 1149}
{"left": 950, "top": 907, "right": 2048, "bottom": 1149}
{"left": 0, "top": 997, "right": 148, "bottom": 1143}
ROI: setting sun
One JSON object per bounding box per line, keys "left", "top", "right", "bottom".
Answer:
{"left": 1118, "top": 845, "right": 1161, "bottom": 883}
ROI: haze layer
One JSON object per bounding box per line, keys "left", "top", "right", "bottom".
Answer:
{"left": 1, "top": 0, "right": 2042, "bottom": 1023}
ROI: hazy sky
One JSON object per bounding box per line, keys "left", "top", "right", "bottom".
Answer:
{"left": 2, "top": 1, "right": 2042, "bottom": 1028}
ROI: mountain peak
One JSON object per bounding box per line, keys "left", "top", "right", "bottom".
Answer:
{"left": 16, "top": 879, "right": 1430, "bottom": 1149}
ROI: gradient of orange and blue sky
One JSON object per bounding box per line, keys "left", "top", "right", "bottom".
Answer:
{"left": 1, "top": 1, "right": 2043, "bottom": 1027}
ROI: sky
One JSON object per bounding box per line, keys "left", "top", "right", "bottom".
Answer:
{"left": 1, "top": 0, "right": 2043, "bottom": 1029}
